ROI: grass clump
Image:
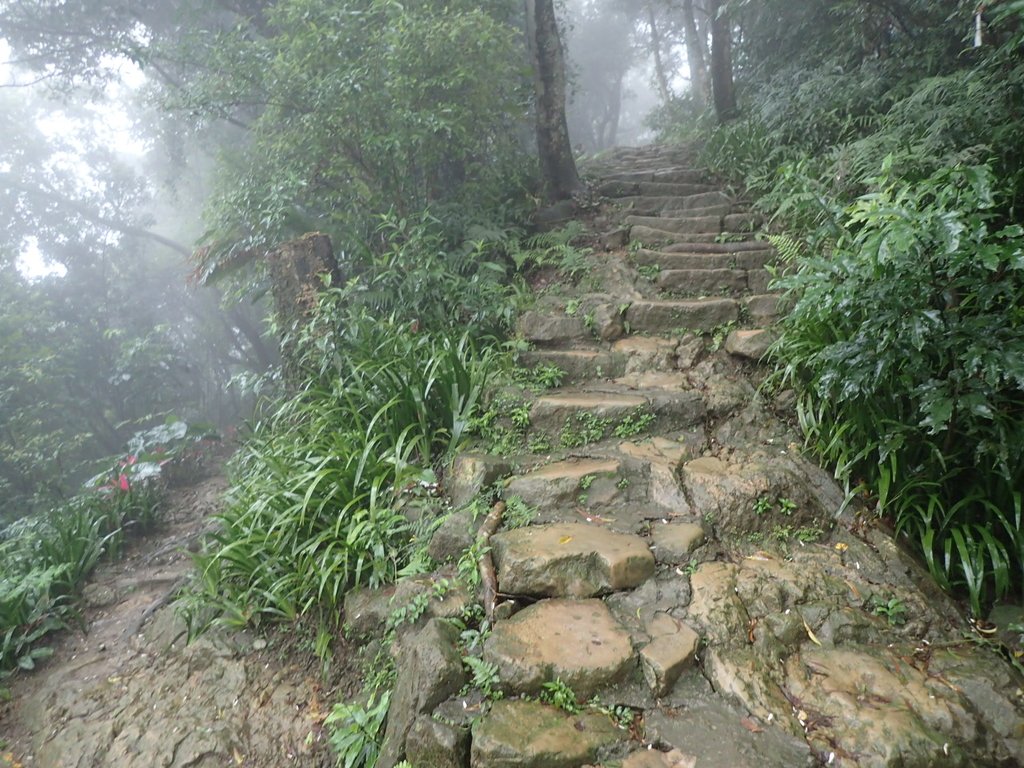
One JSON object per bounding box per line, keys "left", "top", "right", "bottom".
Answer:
{"left": 186, "top": 311, "right": 496, "bottom": 634}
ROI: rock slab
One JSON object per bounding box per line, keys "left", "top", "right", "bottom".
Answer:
{"left": 483, "top": 599, "right": 634, "bottom": 698}
{"left": 471, "top": 699, "right": 622, "bottom": 768}
{"left": 492, "top": 522, "right": 655, "bottom": 598}
{"left": 378, "top": 619, "right": 467, "bottom": 768}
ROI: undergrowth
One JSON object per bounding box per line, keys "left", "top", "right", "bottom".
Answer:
{"left": 667, "top": 6, "right": 1024, "bottom": 614}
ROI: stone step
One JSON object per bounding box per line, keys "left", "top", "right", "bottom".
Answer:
{"left": 516, "top": 310, "right": 589, "bottom": 345}
{"left": 506, "top": 457, "right": 648, "bottom": 520}
{"left": 483, "top": 598, "right": 635, "bottom": 698}
{"left": 661, "top": 239, "right": 771, "bottom": 254}
{"left": 471, "top": 699, "right": 624, "bottom": 767}
{"left": 629, "top": 226, "right": 725, "bottom": 245}
{"left": 724, "top": 328, "right": 776, "bottom": 361}
{"left": 615, "top": 190, "right": 732, "bottom": 215}
{"left": 626, "top": 298, "right": 738, "bottom": 333}
{"left": 660, "top": 202, "right": 735, "bottom": 218}
{"left": 600, "top": 180, "right": 717, "bottom": 198}
{"left": 599, "top": 169, "right": 708, "bottom": 185}
{"left": 657, "top": 268, "right": 748, "bottom": 295}
{"left": 517, "top": 349, "right": 626, "bottom": 384}
{"left": 723, "top": 212, "right": 763, "bottom": 232}
{"left": 529, "top": 387, "right": 706, "bottom": 441}
{"left": 632, "top": 248, "right": 775, "bottom": 271}
{"left": 491, "top": 522, "right": 655, "bottom": 598}
{"left": 625, "top": 214, "right": 723, "bottom": 235}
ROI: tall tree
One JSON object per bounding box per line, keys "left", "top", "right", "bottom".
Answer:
{"left": 647, "top": 3, "right": 673, "bottom": 103}
{"left": 709, "top": 0, "right": 737, "bottom": 121}
{"left": 682, "top": 0, "right": 710, "bottom": 107}
{"left": 527, "top": 0, "right": 582, "bottom": 201}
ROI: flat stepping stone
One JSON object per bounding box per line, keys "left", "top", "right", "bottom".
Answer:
{"left": 622, "top": 749, "right": 696, "bottom": 768}
{"left": 507, "top": 458, "right": 639, "bottom": 514}
{"left": 723, "top": 212, "right": 763, "bottom": 231}
{"left": 601, "top": 181, "right": 714, "bottom": 198}
{"left": 611, "top": 336, "right": 679, "bottom": 375}
{"left": 483, "top": 598, "right": 634, "bottom": 698}
{"left": 517, "top": 349, "right": 625, "bottom": 384}
{"left": 632, "top": 248, "right": 775, "bottom": 271}
{"left": 645, "top": 701, "right": 815, "bottom": 768}
{"left": 743, "top": 294, "right": 788, "bottom": 324}
{"left": 517, "top": 311, "right": 589, "bottom": 344}
{"left": 650, "top": 521, "right": 706, "bottom": 563}
{"left": 661, "top": 240, "right": 771, "bottom": 254}
{"left": 616, "top": 193, "right": 730, "bottom": 216}
{"left": 629, "top": 225, "right": 722, "bottom": 245}
{"left": 530, "top": 392, "right": 647, "bottom": 427}
{"left": 626, "top": 214, "right": 723, "bottom": 235}
{"left": 724, "top": 329, "right": 776, "bottom": 361}
{"left": 626, "top": 299, "right": 738, "bottom": 333}
{"left": 657, "top": 268, "right": 748, "bottom": 294}
{"left": 470, "top": 699, "right": 623, "bottom": 768}
{"left": 492, "top": 522, "right": 655, "bottom": 598}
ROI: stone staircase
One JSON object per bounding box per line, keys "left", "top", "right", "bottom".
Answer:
{"left": 347, "top": 145, "right": 1024, "bottom": 768}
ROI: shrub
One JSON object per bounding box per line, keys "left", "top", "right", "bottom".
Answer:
{"left": 771, "top": 161, "right": 1024, "bottom": 614}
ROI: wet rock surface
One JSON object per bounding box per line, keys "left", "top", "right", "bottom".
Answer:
{"left": 471, "top": 699, "right": 624, "bottom": 767}
{"left": 492, "top": 523, "right": 655, "bottom": 598}
{"left": 484, "top": 599, "right": 635, "bottom": 699}
{"left": 402, "top": 144, "right": 1024, "bottom": 768}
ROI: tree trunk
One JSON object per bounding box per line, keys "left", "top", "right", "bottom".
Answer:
{"left": 648, "top": 5, "right": 672, "bottom": 104}
{"left": 709, "top": 0, "right": 738, "bottom": 122}
{"left": 527, "top": 0, "right": 581, "bottom": 202}
{"left": 266, "top": 232, "right": 340, "bottom": 383}
{"left": 682, "top": 0, "right": 710, "bottom": 108}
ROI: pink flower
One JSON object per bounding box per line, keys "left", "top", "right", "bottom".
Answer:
{"left": 118, "top": 474, "right": 130, "bottom": 492}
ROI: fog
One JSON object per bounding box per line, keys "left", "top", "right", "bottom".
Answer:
{"left": 562, "top": 0, "right": 693, "bottom": 153}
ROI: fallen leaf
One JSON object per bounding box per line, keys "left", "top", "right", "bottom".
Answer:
{"left": 802, "top": 618, "right": 822, "bottom": 646}
{"left": 559, "top": 535, "right": 573, "bottom": 544}
{"left": 844, "top": 579, "right": 861, "bottom": 599}
{"left": 740, "top": 716, "right": 764, "bottom": 733}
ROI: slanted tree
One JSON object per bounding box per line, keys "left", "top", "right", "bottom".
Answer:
{"left": 527, "top": 0, "right": 582, "bottom": 201}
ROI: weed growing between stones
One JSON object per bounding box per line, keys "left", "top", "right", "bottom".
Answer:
{"left": 709, "top": 321, "right": 737, "bottom": 352}
{"left": 502, "top": 495, "right": 537, "bottom": 529}
{"left": 474, "top": 393, "right": 531, "bottom": 455}
{"left": 637, "top": 263, "right": 661, "bottom": 282}
{"left": 539, "top": 678, "right": 580, "bottom": 714}
{"left": 326, "top": 692, "right": 391, "bottom": 768}
{"left": 869, "top": 595, "right": 908, "bottom": 627}
{"left": 509, "top": 222, "right": 592, "bottom": 283}
{"left": 612, "top": 408, "right": 657, "bottom": 439}
{"left": 463, "top": 657, "right": 503, "bottom": 701}
{"left": 559, "top": 413, "right": 612, "bottom": 448}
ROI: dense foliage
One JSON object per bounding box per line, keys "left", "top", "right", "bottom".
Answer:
{"left": 183, "top": 208, "right": 518, "bottom": 635}
{"left": 187, "top": 0, "right": 531, "bottom": 284}
{"left": 665, "top": 0, "right": 1024, "bottom": 611}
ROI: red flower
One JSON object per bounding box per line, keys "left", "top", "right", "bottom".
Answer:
{"left": 118, "top": 474, "right": 130, "bottom": 492}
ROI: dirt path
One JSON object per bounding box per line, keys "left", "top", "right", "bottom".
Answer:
{"left": 1, "top": 472, "right": 355, "bottom": 768}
